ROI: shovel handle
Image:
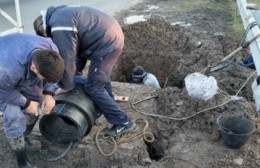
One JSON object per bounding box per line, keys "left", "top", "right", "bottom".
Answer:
{"left": 221, "top": 47, "right": 243, "bottom": 63}
{"left": 247, "top": 4, "right": 260, "bottom": 10}
{"left": 221, "top": 34, "right": 260, "bottom": 63}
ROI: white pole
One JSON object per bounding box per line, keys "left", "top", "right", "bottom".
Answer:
{"left": 14, "top": 0, "right": 23, "bottom": 33}
{"left": 236, "top": 0, "right": 260, "bottom": 76}
{"left": 0, "top": 8, "right": 18, "bottom": 26}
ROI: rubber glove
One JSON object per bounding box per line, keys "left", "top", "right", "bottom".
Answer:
{"left": 251, "top": 76, "right": 260, "bottom": 112}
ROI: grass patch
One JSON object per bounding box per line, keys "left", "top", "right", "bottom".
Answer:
{"left": 228, "top": 0, "right": 260, "bottom": 40}
{"left": 167, "top": 0, "right": 211, "bottom": 13}
{"left": 229, "top": 1, "right": 244, "bottom": 40}
{"left": 247, "top": 0, "right": 260, "bottom": 6}
{"left": 164, "top": 0, "right": 252, "bottom": 40}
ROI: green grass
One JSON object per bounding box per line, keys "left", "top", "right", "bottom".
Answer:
{"left": 168, "top": 0, "right": 211, "bottom": 13}
{"left": 168, "top": 0, "right": 244, "bottom": 39}
{"left": 228, "top": 0, "right": 260, "bottom": 40}
{"left": 165, "top": 0, "right": 254, "bottom": 40}
{"left": 167, "top": 0, "right": 232, "bottom": 13}
{"left": 247, "top": 0, "right": 260, "bottom": 6}
{"left": 229, "top": 1, "right": 244, "bottom": 40}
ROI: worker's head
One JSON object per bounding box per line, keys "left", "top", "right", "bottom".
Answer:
{"left": 30, "top": 49, "right": 64, "bottom": 83}
{"left": 241, "top": 48, "right": 252, "bottom": 57}
{"left": 33, "top": 15, "right": 47, "bottom": 37}
{"left": 131, "top": 66, "right": 147, "bottom": 84}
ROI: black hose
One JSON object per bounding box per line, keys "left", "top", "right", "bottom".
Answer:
{"left": 239, "top": 21, "right": 259, "bottom": 47}
{"left": 39, "top": 141, "right": 74, "bottom": 162}
{"left": 210, "top": 57, "right": 236, "bottom": 72}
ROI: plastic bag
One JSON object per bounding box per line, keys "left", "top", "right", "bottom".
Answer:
{"left": 185, "top": 72, "right": 218, "bottom": 101}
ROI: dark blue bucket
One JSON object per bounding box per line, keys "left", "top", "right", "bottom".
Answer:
{"left": 217, "top": 115, "right": 255, "bottom": 149}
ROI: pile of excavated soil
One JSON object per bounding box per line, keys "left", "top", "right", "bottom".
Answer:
{"left": 112, "top": 18, "right": 260, "bottom": 167}
{"left": 113, "top": 18, "right": 255, "bottom": 100}
{"left": 113, "top": 18, "right": 239, "bottom": 86}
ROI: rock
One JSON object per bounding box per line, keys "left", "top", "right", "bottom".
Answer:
{"left": 211, "top": 129, "right": 221, "bottom": 141}
{"left": 233, "top": 158, "right": 244, "bottom": 166}
{"left": 176, "top": 100, "right": 184, "bottom": 106}
{"left": 196, "top": 41, "right": 202, "bottom": 48}
{"left": 120, "top": 142, "right": 135, "bottom": 149}
{"left": 143, "top": 158, "right": 152, "bottom": 165}
{"left": 111, "top": 166, "right": 119, "bottom": 168}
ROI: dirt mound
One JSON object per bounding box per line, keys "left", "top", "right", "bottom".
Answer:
{"left": 114, "top": 18, "right": 239, "bottom": 87}
{"left": 111, "top": 18, "right": 260, "bottom": 167}
{"left": 114, "top": 18, "right": 255, "bottom": 99}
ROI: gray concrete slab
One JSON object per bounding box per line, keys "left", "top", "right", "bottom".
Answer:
{"left": 1, "top": 0, "right": 140, "bottom": 34}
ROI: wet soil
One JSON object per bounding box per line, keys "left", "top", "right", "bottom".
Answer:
{"left": 1, "top": 0, "right": 260, "bottom": 168}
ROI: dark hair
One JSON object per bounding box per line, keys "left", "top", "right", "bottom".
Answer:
{"left": 32, "top": 49, "right": 64, "bottom": 83}
{"left": 33, "top": 15, "right": 45, "bottom": 36}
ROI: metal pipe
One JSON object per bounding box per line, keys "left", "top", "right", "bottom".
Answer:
{"left": 0, "top": 27, "right": 20, "bottom": 36}
{"left": 14, "top": 0, "right": 23, "bottom": 33}
{"left": 0, "top": 0, "right": 23, "bottom": 36}
{"left": 0, "top": 8, "right": 18, "bottom": 26}
{"left": 236, "top": 0, "right": 260, "bottom": 75}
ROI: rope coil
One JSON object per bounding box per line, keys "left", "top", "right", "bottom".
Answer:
{"left": 95, "top": 118, "right": 154, "bottom": 156}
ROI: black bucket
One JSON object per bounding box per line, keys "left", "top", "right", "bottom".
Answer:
{"left": 217, "top": 115, "right": 255, "bottom": 149}
{"left": 39, "top": 85, "right": 97, "bottom": 146}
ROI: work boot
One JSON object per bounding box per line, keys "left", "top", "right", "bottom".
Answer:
{"left": 24, "top": 137, "right": 42, "bottom": 152}
{"left": 7, "top": 136, "right": 34, "bottom": 168}
{"left": 24, "top": 115, "right": 42, "bottom": 152}
{"left": 105, "top": 120, "right": 136, "bottom": 137}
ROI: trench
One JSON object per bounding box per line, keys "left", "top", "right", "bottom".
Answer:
{"left": 110, "top": 18, "right": 256, "bottom": 162}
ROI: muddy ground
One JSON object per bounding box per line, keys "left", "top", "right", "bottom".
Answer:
{"left": 1, "top": 0, "right": 260, "bottom": 168}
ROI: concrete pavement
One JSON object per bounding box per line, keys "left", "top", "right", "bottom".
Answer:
{"left": 1, "top": 0, "right": 140, "bottom": 34}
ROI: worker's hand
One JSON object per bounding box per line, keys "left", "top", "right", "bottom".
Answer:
{"left": 41, "top": 95, "right": 55, "bottom": 114}
{"left": 25, "top": 101, "right": 39, "bottom": 117}
{"left": 55, "top": 88, "right": 68, "bottom": 95}
{"left": 251, "top": 76, "right": 260, "bottom": 112}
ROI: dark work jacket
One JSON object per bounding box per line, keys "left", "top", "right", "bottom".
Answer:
{"left": 43, "top": 5, "right": 124, "bottom": 90}
{"left": 0, "top": 33, "right": 59, "bottom": 108}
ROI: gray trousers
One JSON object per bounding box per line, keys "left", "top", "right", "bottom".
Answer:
{"left": 0, "top": 84, "right": 43, "bottom": 138}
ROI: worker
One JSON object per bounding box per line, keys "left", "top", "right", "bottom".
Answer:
{"left": 0, "top": 33, "right": 64, "bottom": 168}
{"left": 131, "top": 66, "right": 161, "bottom": 89}
{"left": 240, "top": 48, "right": 255, "bottom": 69}
{"left": 33, "top": 5, "right": 136, "bottom": 137}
